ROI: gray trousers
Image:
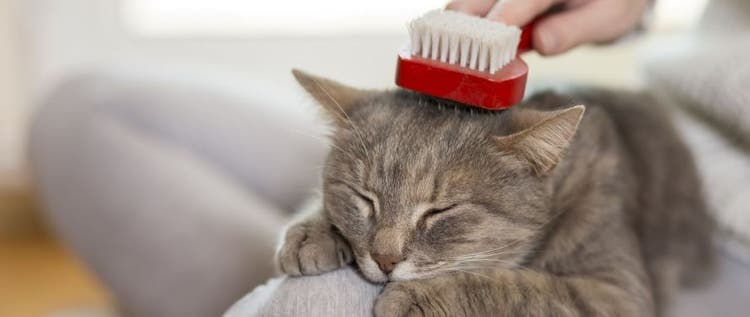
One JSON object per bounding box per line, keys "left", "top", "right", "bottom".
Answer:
{"left": 225, "top": 268, "right": 382, "bottom": 317}
{"left": 29, "top": 73, "right": 330, "bottom": 316}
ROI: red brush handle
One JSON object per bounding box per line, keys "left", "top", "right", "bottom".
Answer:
{"left": 395, "top": 52, "right": 528, "bottom": 110}
{"left": 394, "top": 20, "right": 539, "bottom": 110}
{"left": 518, "top": 21, "right": 536, "bottom": 54}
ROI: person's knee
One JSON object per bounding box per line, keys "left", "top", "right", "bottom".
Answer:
{"left": 226, "top": 267, "right": 383, "bottom": 317}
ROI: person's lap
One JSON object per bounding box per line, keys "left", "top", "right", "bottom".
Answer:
{"left": 225, "top": 266, "right": 382, "bottom": 317}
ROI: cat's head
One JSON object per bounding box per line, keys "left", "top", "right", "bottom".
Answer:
{"left": 294, "top": 70, "right": 584, "bottom": 283}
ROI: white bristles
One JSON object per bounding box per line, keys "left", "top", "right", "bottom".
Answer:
{"left": 459, "top": 36, "right": 470, "bottom": 68}
{"left": 431, "top": 32, "right": 440, "bottom": 60}
{"left": 448, "top": 33, "right": 459, "bottom": 64}
{"left": 421, "top": 31, "right": 430, "bottom": 58}
{"left": 408, "top": 10, "right": 521, "bottom": 74}
{"left": 469, "top": 39, "right": 479, "bottom": 70}
{"left": 439, "top": 32, "right": 449, "bottom": 62}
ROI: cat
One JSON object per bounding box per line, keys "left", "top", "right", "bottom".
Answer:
{"left": 276, "top": 70, "right": 715, "bottom": 317}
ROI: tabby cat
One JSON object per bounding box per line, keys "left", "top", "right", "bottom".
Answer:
{"left": 276, "top": 70, "right": 715, "bottom": 317}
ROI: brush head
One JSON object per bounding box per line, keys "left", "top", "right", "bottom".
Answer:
{"left": 408, "top": 10, "right": 521, "bottom": 74}
{"left": 396, "top": 10, "right": 535, "bottom": 110}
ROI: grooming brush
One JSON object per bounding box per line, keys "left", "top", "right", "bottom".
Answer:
{"left": 395, "top": 10, "right": 535, "bottom": 110}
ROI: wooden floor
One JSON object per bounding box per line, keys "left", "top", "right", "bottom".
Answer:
{"left": 0, "top": 101, "right": 115, "bottom": 315}
{"left": 0, "top": 188, "right": 115, "bottom": 316}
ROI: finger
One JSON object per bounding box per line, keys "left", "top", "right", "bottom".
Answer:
{"left": 446, "top": 0, "right": 497, "bottom": 16}
{"left": 486, "top": 0, "right": 560, "bottom": 26}
{"left": 532, "top": 0, "right": 645, "bottom": 55}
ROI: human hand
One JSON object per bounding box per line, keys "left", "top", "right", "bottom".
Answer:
{"left": 446, "top": 0, "right": 650, "bottom": 55}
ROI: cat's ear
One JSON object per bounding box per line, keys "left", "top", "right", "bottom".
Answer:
{"left": 494, "top": 105, "right": 585, "bottom": 176}
{"left": 292, "top": 69, "right": 371, "bottom": 126}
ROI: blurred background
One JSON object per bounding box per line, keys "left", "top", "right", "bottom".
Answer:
{"left": 2, "top": 0, "right": 749, "bottom": 316}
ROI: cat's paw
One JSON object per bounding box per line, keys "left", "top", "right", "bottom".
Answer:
{"left": 374, "top": 282, "right": 422, "bottom": 317}
{"left": 276, "top": 222, "right": 353, "bottom": 276}
{"left": 374, "top": 281, "right": 444, "bottom": 317}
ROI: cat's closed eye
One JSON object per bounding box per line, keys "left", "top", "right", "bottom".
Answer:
{"left": 351, "top": 189, "right": 376, "bottom": 218}
{"left": 423, "top": 205, "right": 456, "bottom": 218}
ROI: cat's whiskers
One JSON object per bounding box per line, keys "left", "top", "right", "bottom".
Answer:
{"left": 454, "top": 239, "right": 526, "bottom": 260}
{"left": 432, "top": 265, "right": 497, "bottom": 282}
{"left": 452, "top": 256, "right": 514, "bottom": 266}
{"left": 461, "top": 246, "right": 511, "bottom": 257}
{"left": 455, "top": 249, "right": 529, "bottom": 261}
{"left": 458, "top": 244, "right": 517, "bottom": 259}
{"left": 452, "top": 221, "right": 551, "bottom": 260}
{"left": 455, "top": 256, "right": 517, "bottom": 266}
{"left": 449, "top": 268, "right": 495, "bottom": 282}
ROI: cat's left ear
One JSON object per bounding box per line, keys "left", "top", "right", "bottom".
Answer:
{"left": 494, "top": 105, "right": 585, "bottom": 176}
{"left": 292, "top": 69, "right": 372, "bottom": 126}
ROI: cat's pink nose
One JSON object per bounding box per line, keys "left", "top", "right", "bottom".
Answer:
{"left": 372, "top": 253, "right": 404, "bottom": 274}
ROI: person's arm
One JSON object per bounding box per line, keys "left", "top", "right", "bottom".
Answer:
{"left": 447, "top": 0, "right": 650, "bottom": 55}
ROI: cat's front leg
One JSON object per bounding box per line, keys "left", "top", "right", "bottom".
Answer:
{"left": 276, "top": 203, "right": 353, "bottom": 276}
{"left": 375, "top": 268, "right": 652, "bottom": 317}
{"left": 374, "top": 274, "right": 473, "bottom": 317}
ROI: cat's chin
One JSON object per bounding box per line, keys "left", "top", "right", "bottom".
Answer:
{"left": 357, "top": 256, "right": 389, "bottom": 283}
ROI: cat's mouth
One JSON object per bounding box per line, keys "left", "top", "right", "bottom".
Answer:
{"left": 360, "top": 252, "right": 514, "bottom": 282}
{"left": 358, "top": 255, "right": 446, "bottom": 282}
{"left": 388, "top": 260, "right": 448, "bottom": 281}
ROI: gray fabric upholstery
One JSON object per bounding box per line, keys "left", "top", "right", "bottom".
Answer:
{"left": 28, "top": 73, "right": 331, "bottom": 316}
{"left": 672, "top": 110, "right": 750, "bottom": 264}
{"left": 699, "top": 0, "right": 750, "bottom": 33}
{"left": 646, "top": 36, "right": 750, "bottom": 145}
{"left": 644, "top": 0, "right": 750, "bottom": 264}
{"left": 645, "top": 0, "right": 750, "bottom": 145}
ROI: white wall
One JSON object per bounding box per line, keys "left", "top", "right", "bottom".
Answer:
{"left": 24, "top": 0, "right": 407, "bottom": 103}
{"left": 0, "top": 0, "right": 22, "bottom": 110}
{"left": 0, "top": 0, "right": 27, "bottom": 188}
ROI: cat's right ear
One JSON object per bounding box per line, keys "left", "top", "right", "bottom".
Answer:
{"left": 494, "top": 105, "right": 585, "bottom": 176}
{"left": 292, "top": 69, "right": 372, "bottom": 126}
